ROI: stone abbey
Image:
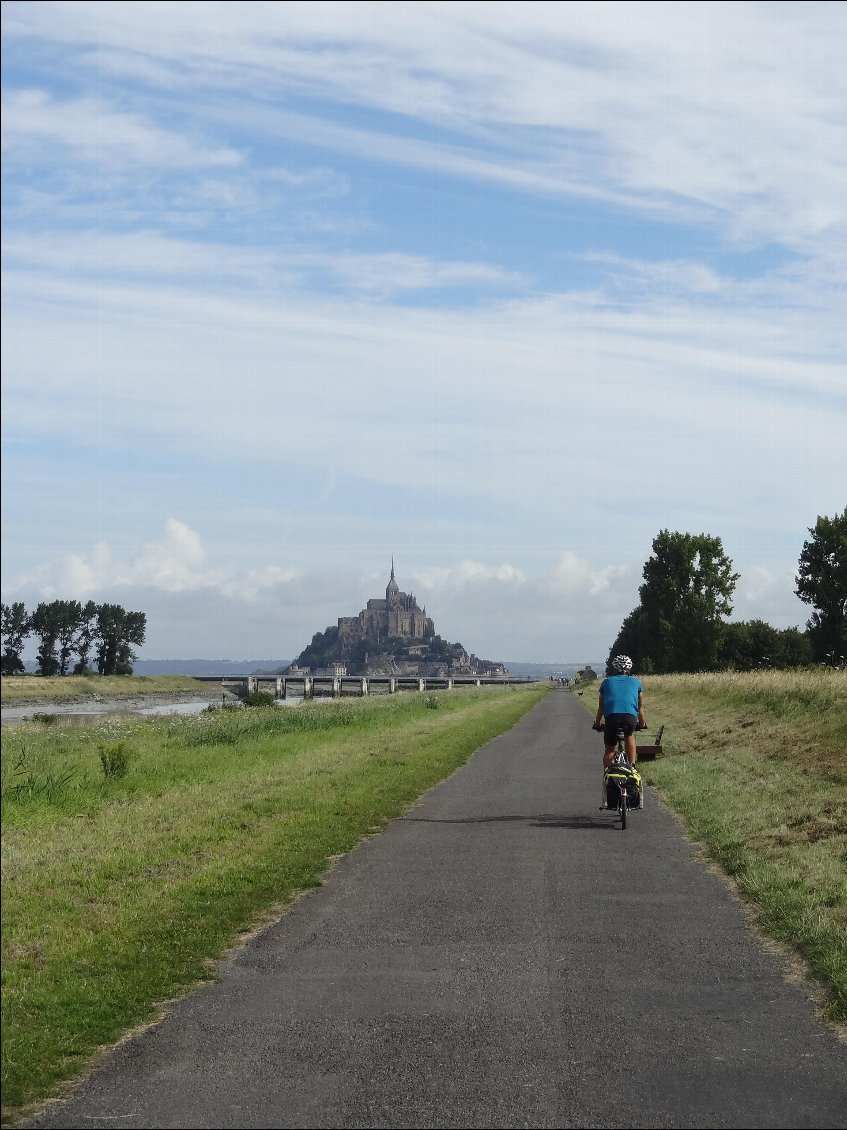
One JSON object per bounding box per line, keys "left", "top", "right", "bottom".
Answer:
{"left": 337, "top": 560, "right": 434, "bottom": 659}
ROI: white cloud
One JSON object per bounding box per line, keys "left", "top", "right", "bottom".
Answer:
{"left": 1, "top": 89, "right": 241, "bottom": 169}
{"left": 2, "top": 232, "right": 524, "bottom": 295}
{"left": 2, "top": 3, "right": 842, "bottom": 661}
{"left": 3, "top": 257, "right": 843, "bottom": 563}
{"left": 8, "top": 519, "right": 240, "bottom": 597}
{"left": 548, "top": 551, "right": 632, "bottom": 599}
{"left": 6, "top": 3, "right": 845, "bottom": 247}
{"left": 3, "top": 522, "right": 814, "bottom": 662}
{"left": 413, "top": 560, "right": 527, "bottom": 591}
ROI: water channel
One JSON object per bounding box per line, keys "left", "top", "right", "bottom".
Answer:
{"left": 0, "top": 696, "right": 307, "bottom": 727}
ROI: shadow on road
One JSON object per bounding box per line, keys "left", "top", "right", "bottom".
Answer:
{"left": 402, "top": 813, "right": 613, "bottom": 830}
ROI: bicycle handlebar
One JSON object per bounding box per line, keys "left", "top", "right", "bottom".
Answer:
{"left": 593, "top": 721, "right": 648, "bottom": 731}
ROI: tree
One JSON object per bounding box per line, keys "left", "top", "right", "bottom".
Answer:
{"left": 795, "top": 507, "right": 847, "bottom": 665}
{"left": 779, "top": 626, "right": 814, "bottom": 667}
{"left": 95, "top": 604, "right": 147, "bottom": 676}
{"left": 53, "top": 600, "right": 84, "bottom": 677}
{"left": 718, "top": 620, "right": 811, "bottom": 671}
{"left": 607, "top": 606, "right": 656, "bottom": 674}
{"left": 1, "top": 602, "right": 30, "bottom": 675}
{"left": 293, "top": 626, "right": 340, "bottom": 672}
{"left": 619, "top": 530, "right": 739, "bottom": 673}
{"left": 30, "top": 602, "right": 63, "bottom": 676}
{"left": 72, "top": 601, "right": 99, "bottom": 674}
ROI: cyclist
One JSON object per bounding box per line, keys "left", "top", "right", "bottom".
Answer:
{"left": 593, "top": 654, "right": 645, "bottom": 769}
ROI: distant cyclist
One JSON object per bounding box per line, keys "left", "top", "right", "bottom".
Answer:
{"left": 593, "top": 654, "right": 645, "bottom": 769}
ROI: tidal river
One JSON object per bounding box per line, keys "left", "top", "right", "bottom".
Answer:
{"left": 0, "top": 694, "right": 305, "bottom": 727}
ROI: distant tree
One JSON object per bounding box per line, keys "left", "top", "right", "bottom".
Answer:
{"left": 637, "top": 530, "right": 739, "bottom": 672}
{"left": 718, "top": 620, "right": 812, "bottom": 670}
{"left": 1, "top": 601, "right": 30, "bottom": 675}
{"left": 424, "top": 635, "right": 453, "bottom": 663}
{"left": 72, "top": 600, "right": 99, "bottom": 674}
{"left": 293, "top": 626, "right": 340, "bottom": 672}
{"left": 30, "top": 602, "right": 62, "bottom": 677}
{"left": 795, "top": 506, "right": 847, "bottom": 665}
{"left": 607, "top": 606, "right": 656, "bottom": 674}
{"left": 96, "top": 604, "right": 147, "bottom": 675}
{"left": 779, "top": 626, "right": 814, "bottom": 667}
{"left": 52, "top": 599, "right": 85, "bottom": 676}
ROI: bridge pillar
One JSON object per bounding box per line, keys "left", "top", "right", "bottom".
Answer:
{"left": 361, "top": 677, "right": 368, "bottom": 696}
{"left": 447, "top": 678, "right": 453, "bottom": 690}
{"left": 279, "top": 678, "right": 287, "bottom": 700}
{"left": 304, "top": 677, "right": 313, "bottom": 700}
{"left": 418, "top": 678, "right": 425, "bottom": 692}
{"left": 476, "top": 678, "right": 481, "bottom": 687}
{"left": 389, "top": 677, "right": 396, "bottom": 694}
{"left": 333, "top": 677, "right": 341, "bottom": 698}
{"left": 248, "top": 676, "right": 257, "bottom": 695}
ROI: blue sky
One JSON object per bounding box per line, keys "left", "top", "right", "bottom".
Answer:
{"left": 2, "top": 1, "right": 845, "bottom": 663}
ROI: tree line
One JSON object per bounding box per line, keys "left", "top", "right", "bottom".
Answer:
{"left": 0, "top": 600, "right": 147, "bottom": 677}
{"left": 608, "top": 507, "right": 846, "bottom": 673}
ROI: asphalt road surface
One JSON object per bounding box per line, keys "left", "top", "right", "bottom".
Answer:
{"left": 25, "top": 690, "right": 847, "bottom": 1129}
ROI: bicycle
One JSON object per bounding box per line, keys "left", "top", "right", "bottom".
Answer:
{"left": 594, "top": 722, "right": 645, "bottom": 830}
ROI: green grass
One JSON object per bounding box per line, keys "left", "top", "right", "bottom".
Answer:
{"left": 576, "top": 667, "right": 847, "bottom": 1026}
{"left": 1, "top": 674, "right": 212, "bottom": 703}
{"left": 1, "top": 683, "right": 547, "bottom": 1123}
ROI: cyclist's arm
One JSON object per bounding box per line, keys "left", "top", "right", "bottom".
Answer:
{"left": 637, "top": 690, "right": 645, "bottom": 729}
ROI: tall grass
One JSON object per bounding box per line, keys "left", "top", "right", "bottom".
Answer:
{"left": 1, "top": 674, "right": 212, "bottom": 703}
{"left": 1, "top": 684, "right": 547, "bottom": 1123}
{"left": 584, "top": 668, "right": 847, "bottom": 1025}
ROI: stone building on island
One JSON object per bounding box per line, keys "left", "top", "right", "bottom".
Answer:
{"left": 337, "top": 559, "right": 434, "bottom": 659}
{"left": 289, "top": 561, "right": 509, "bottom": 678}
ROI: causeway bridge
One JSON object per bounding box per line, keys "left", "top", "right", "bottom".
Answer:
{"left": 191, "top": 673, "right": 537, "bottom": 700}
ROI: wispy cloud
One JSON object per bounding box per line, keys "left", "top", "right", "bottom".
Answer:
{"left": 6, "top": 2, "right": 846, "bottom": 247}
{"left": 5, "top": 519, "right": 298, "bottom": 598}
{"left": 1, "top": 89, "right": 241, "bottom": 169}
{"left": 2, "top": 3, "right": 843, "bottom": 661}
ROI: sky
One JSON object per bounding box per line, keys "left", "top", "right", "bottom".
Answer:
{"left": 2, "top": 1, "right": 845, "bottom": 664}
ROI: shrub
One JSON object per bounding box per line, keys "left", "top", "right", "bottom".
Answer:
{"left": 243, "top": 691, "right": 277, "bottom": 708}
{"left": 99, "top": 741, "right": 130, "bottom": 779}
{"left": 31, "top": 712, "right": 59, "bottom": 726}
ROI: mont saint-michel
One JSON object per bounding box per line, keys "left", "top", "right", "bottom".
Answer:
{"left": 289, "top": 562, "right": 509, "bottom": 678}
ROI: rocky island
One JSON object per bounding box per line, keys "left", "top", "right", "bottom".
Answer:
{"left": 287, "top": 562, "right": 509, "bottom": 679}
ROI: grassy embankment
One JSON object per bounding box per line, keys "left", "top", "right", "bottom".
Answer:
{"left": 577, "top": 668, "right": 847, "bottom": 1026}
{"left": 1, "top": 682, "right": 547, "bottom": 1123}
{"left": 1, "top": 674, "right": 212, "bottom": 703}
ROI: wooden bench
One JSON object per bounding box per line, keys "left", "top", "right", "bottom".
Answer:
{"left": 636, "top": 723, "right": 664, "bottom": 761}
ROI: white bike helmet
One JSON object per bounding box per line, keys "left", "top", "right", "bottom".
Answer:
{"left": 611, "top": 654, "right": 633, "bottom": 673}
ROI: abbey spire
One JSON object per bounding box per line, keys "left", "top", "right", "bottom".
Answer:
{"left": 386, "top": 555, "right": 400, "bottom": 600}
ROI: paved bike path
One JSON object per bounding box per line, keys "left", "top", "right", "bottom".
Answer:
{"left": 27, "top": 691, "right": 846, "bottom": 1129}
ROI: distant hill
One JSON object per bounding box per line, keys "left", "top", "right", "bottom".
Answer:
{"left": 131, "top": 660, "right": 291, "bottom": 676}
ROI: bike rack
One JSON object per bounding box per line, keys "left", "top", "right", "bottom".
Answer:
{"left": 636, "top": 723, "right": 664, "bottom": 761}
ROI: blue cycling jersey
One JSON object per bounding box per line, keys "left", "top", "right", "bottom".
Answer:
{"left": 599, "top": 674, "right": 642, "bottom": 716}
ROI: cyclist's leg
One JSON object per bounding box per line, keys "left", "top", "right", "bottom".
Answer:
{"left": 624, "top": 732, "right": 637, "bottom": 766}
{"left": 607, "top": 713, "right": 638, "bottom": 766}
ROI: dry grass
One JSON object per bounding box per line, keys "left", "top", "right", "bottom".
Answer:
{"left": 1, "top": 674, "right": 210, "bottom": 703}
{"left": 619, "top": 668, "right": 847, "bottom": 1025}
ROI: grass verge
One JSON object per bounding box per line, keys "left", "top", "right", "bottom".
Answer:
{"left": 576, "top": 668, "right": 847, "bottom": 1026}
{"left": 1, "top": 683, "right": 547, "bottom": 1123}
{"left": 1, "top": 674, "right": 212, "bottom": 703}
